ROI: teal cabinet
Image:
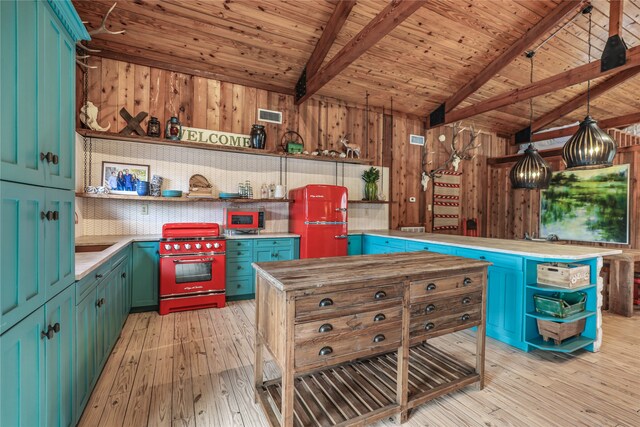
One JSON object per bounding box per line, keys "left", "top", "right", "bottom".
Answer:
{"left": 44, "top": 188, "right": 76, "bottom": 300}
{"left": 45, "top": 284, "right": 75, "bottom": 427}
{"left": 405, "top": 241, "right": 456, "bottom": 255}
{"left": 0, "top": 181, "right": 46, "bottom": 333}
{"left": 486, "top": 266, "right": 525, "bottom": 349}
{"left": 75, "top": 290, "right": 97, "bottom": 418}
{"left": 0, "top": 306, "right": 46, "bottom": 427}
{"left": 131, "top": 242, "right": 159, "bottom": 309}
{"left": 363, "top": 235, "right": 407, "bottom": 254}
{"left": 1, "top": 0, "right": 86, "bottom": 189}
{"left": 347, "top": 235, "right": 362, "bottom": 255}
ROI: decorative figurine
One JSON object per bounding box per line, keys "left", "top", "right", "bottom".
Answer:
{"left": 147, "top": 116, "right": 161, "bottom": 137}
{"left": 165, "top": 116, "right": 182, "bottom": 140}
{"left": 340, "top": 134, "right": 361, "bottom": 158}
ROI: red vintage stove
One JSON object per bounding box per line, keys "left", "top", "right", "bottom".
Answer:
{"left": 159, "top": 223, "right": 226, "bottom": 315}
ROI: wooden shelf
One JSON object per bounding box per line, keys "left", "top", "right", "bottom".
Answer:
{"left": 77, "top": 129, "right": 372, "bottom": 165}
{"left": 257, "top": 342, "right": 476, "bottom": 426}
{"left": 525, "top": 310, "right": 595, "bottom": 323}
{"left": 76, "top": 193, "right": 291, "bottom": 203}
{"left": 526, "top": 335, "right": 595, "bottom": 353}
{"left": 526, "top": 283, "right": 596, "bottom": 293}
{"left": 348, "top": 200, "right": 391, "bottom": 204}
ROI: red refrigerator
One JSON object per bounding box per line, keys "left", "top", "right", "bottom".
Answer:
{"left": 289, "top": 185, "right": 348, "bottom": 258}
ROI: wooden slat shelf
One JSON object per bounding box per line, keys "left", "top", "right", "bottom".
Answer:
{"left": 257, "top": 343, "right": 476, "bottom": 427}
{"left": 77, "top": 130, "right": 372, "bottom": 166}
{"left": 76, "top": 193, "right": 291, "bottom": 203}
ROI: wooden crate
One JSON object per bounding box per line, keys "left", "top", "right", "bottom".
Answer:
{"left": 537, "top": 262, "right": 590, "bottom": 288}
{"left": 536, "top": 318, "right": 586, "bottom": 346}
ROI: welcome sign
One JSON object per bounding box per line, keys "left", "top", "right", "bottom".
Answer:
{"left": 181, "top": 126, "right": 251, "bottom": 148}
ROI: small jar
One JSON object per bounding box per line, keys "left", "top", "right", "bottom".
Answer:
{"left": 250, "top": 124, "right": 266, "bottom": 149}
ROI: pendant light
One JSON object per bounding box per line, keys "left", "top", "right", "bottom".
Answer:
{"left": 510, "top": 51, "right": 552, "bottom": 189}
{"left": 562, "top": 10, "right": 617, "bottom": 170}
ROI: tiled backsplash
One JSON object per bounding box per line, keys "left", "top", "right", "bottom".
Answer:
{"left": 75, "top": 134, "right": 389, "bottom": 236}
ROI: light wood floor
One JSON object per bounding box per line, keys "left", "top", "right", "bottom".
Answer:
{"left": 78, "top": 301, "right": 640, "bottom": 427}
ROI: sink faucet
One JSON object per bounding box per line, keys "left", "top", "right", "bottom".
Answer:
{"left": 524, "top": 232, "right": 536, "bottom": 240}
{"left": 546, "top": 233, "right": 559, "bottom": 241}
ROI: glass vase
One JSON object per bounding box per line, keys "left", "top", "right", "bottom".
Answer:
{"left": 365, "top": 182, "right": 378, "bottom": 201}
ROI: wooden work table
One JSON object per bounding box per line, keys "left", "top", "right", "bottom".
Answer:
{"left": 253, "top": 252, "right": 491, "bottom": 426}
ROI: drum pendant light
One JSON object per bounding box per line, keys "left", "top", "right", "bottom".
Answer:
{"left": 510, "top": 51, "right": 552, "bottom": 189}
{"left": 562, "top": 11, "right": 617, "bottom": 170}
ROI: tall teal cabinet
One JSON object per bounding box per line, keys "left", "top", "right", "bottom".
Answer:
{"left": 0, "top": 1, "right": 89, "bottom": 426}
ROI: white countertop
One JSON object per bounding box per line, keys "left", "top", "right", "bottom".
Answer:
{"left": 225, "top": 232, "right": 299, "bottom": 239}
{"left": 358, "top": 230, "right": 622, "bottom": 260}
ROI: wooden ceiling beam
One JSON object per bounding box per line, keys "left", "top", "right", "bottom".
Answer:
{"left": 531, "top": 111, "right": 640, "bottom": 142}
{"left": 608, "top": 0, "right": 624, "bottom": 38}
{"left": 427, "top": 0, "right": 588, "bottom": 127}
{"left": 443, "top": 44, "right": 640, "bottom": 126}
{"left": 513, "top": 66, "right": 640, "bottom": 141}
{"left": 295, "top": 0, "right": 424, "bottom": 105}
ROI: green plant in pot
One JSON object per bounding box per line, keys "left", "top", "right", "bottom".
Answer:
{"left": 362, "top": 167, "right": 380, "bottom": 201}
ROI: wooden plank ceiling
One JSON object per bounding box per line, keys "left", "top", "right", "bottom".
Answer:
{"left": 73, "top": 0, "right": 640, "bottom": 136}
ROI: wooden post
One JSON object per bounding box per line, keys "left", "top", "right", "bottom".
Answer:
{"left": 254, "top": 276, "right": 263, "bottom": 403}
{"left": 396, "top": 281, "right": 411, "bottom": 423}
{"left": 281, "top": 296, "right": 296, "bottom": 427}
{"left": 476, "top": 266, "right": 488, "bottom": 389}
{"left": 609, "top": 0, "right": 624, "bottom": 38}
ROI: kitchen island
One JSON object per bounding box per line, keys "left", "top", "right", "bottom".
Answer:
{"left": 253, "top": 252, "right": 491, "bottom": 426}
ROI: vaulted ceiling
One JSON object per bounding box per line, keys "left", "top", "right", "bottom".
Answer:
{"left": 73, "top": 0, "right": 640, "bottom": 136}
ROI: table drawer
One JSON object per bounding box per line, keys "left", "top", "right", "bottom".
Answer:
{"left": 295, "top": 322, "right": 402, "bottom": 369}
{"left": 410, "top": 272, "right": 483, "bottom": 300}
{"left": 409, "top": 290, "right": 482, "bottom": 319}
{"left": 294, "top": 306, "right": 402, "bottom": 343}
{"left": 410, "top": 306, "right": 481, "bottom": 339}
{"left": 295, "top": 283, "right": 403, "bottom": 319}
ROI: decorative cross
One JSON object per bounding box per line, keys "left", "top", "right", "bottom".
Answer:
{"left": 119, "top": 108, "right": 148, "bottom": 136}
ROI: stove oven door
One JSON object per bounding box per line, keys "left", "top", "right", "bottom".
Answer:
{"left": 159, "top": 253, "right": 225, "bottom": 297}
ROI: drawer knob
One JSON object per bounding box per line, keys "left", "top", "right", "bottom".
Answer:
{"left": 424, "top": 322, "right": 435, "bottom": 331}
{"left": 41, "top": 327, "right": 54, "bottom": 340}
{"left": 52, "top": 322, "right": 60, "bottom": 334}
{"left": 318, "top": 324, "right": 333, "bottom": 333}
{"left": 374, "top": 290, "right": 387, "bottom": 300}
{"left": 461, "top": 314, "right": 471, "bottom": 321}
{"left": 462, "top": 297, "right": 472, "bottom": 305}
{"left": 237, "top": 252, "right": 242, "bottom": 255}
{"left": 95, "top": 273, "right": 103, "bottom": 279}
{"left": 463, "top": 277, "right": 472, "bottom": 286}
{"left": 373, "top": 313, "right": 386, "bottom": 322}
{"left": 319, "top": 346, "right": 333, "bottom": 356}
{"left": 479, "top": 256, "right": 486, "bottom": 260}
{"left": 237, "top": 265, "right": 242, "bottom": 270}
{"left": 373, "top": 334, "right": 386, "bottom": 343}
{"left": 319, "top": 298, "right": 334, "bottom": 307}
{"left": 425, "top": 304, "right": 436, "bottom": 314}
{"left": 426, "top": 283, "right": 437, "bottom": 291}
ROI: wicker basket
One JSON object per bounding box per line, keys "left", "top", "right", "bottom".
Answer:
{"left": 536, "top": 318, "right": 586, "bottom": 345}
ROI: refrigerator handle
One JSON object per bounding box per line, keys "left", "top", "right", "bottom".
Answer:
{"left": 334, "top": 235, "right": 348, "bottom": 239}
{"left": 334, "top": 208, "right": 347, "bottom": 212}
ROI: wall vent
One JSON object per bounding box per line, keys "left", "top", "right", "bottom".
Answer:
{"left": 258, "top": 108, "right": 283, "bottom": 124}
{"left": 409, "top": 134, "right": 425, "bottom": 146}
{"left": 400, "top": 226, "right": 425, "bottom": 233}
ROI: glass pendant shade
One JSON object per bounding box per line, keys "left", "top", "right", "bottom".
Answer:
{"left": 510, "top": 144, "right": 552, "bottom": 189}
{"left": 562, "top": 116, "right": 617, "bottom": 169}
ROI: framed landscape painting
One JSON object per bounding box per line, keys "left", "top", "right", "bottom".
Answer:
{"left": 540, "top": 164, "right": 629, "bottom": 244}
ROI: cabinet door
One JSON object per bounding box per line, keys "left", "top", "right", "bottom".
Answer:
{"left": 131, "top": 242, "right": 159, "bottom": 308}
{"left": 0, "top": 181, "right": 46, "bottom": 333}
{"left": 75, "top": 289, "right": 97, "bottom": 418}
{"left": 105, "top": 270, "right": 121, "bottom": 350}
{"left": 254, "top": 247, "right": 275, "bottom": 263}
{"left": 44, "top": 189, "right": 75, "bottom": 299}
{"left": 45, "top": 284, "right": 75, "bottom": 427}
{"left": 486, "top": 266, "right": 524, "bottom": 346}
{"left": 0, "top": 306, "right": 46, "bottom": 427}
{"left": 115, "top": 260, "right": 129, "bottom": 328}
{"left": 95, "top": 279, "right": 108, "bottom": 369}
{"left": 273, "top": 247, "right": 294, "bottom": 262}
{"left": 0, "top": 0, "right": 46, "bottom": 186}
{"left": 39, "top": 1, "right": 76, "bottom": 190}
{"left": 347, "top": 235, "right": 362, "bottom": 255}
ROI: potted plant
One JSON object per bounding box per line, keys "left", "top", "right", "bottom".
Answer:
{"left": 362, "top": 167, "right": 380, "bottom": 201}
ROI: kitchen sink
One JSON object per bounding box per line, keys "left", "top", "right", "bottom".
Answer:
{"left": 75, "top": 244, "right": 113, "bottom": 253}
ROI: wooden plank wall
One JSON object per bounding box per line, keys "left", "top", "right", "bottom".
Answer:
{"left": 486, "top": 130, "right": 640, "bottom": 249}
{"left": 77, "top": 57, "right": 508, "bottom": 233}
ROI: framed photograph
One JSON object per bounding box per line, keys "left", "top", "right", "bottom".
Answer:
{"left": 102, "top": 161, "right": 150, "bottom": 195}
{"left": 540, "top": 164, "right": 629, "bottom": 244}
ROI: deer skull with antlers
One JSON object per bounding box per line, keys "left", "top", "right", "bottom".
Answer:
{"left": 76, "top": 3, "right": 125, "bottom": 69}
{"left": 434, "top": 122, "right": 482, "bottom": 173}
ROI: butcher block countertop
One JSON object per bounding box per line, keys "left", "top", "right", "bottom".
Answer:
{"left": 253, "top": 251, "right": 491, "bottom": 292}
{"left": 358, "top": 230, "right": 622, "bottom": 260}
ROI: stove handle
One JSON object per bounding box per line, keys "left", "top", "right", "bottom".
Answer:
{"left": 334, "top": 235, "right": 348, "bottom": 239}
{"left": 172, "top": 258, "right": 215, "bottom": 264}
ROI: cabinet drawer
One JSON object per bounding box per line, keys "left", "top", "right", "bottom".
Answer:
{"left": 409, "top": 290, "right": 482, "bottom": 320}
{"left": 456, "top": 249, "right": 522, "bottom": 271}
{"left": 227, "top": 239, "right": 253, "bottom": 250}
{"left": 295, "top": 283, "right": 403, "bottom": 320}
{"left": 405, "top": 241, "right": 456, "bottom": 255}
{"left": 294, "top": 306, "right": 402, "bottom": 343}
{"left": 364, "top": 235, "right": 406, "bottom": 250}
{"left": 227, "top": 260, "right": 254, "bottom": 278}
{"left": 254, "top": 239, "right": 291, "bottom": 248}
{"left": 76, "top": 262, "right": 111, "bottom": 303}
{"left": 410, "top": 306, "right": 481, "bottom": 339}
{"left": 226, "top": 248, "right": 252, "bottom": 259}
{"left": 295, "top": 322, "right": 402, "bottom": 369}
{"left": 410, "top": 273, "right": 483, "bottom": 301}
{"left": 226, "top": 277, "right": 253, "bottom": 297}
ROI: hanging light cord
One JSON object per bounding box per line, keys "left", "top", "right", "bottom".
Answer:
{"left": 526, "top": 50, "right": 535, "bottom": 143}
{"left": 587, "top": 10, "right": 592, "bottom": 116}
